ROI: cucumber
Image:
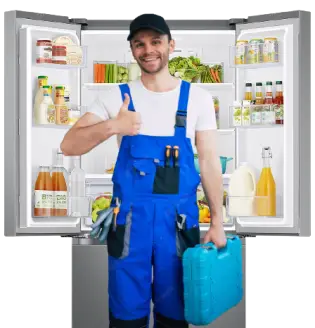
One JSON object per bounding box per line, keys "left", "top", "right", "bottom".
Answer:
{"left": 105, "top": 64, "right": 108, "bottom": 83}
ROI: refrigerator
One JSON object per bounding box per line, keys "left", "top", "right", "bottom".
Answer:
{"left": 4, "top": 9, "right": 311, "bottom": 328}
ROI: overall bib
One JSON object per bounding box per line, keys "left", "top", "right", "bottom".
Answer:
{"left": 108, "top": 80, "right": 201, "bottom": 328}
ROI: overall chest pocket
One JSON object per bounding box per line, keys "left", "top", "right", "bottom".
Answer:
{"left": 130, "top": 139, "right": 180, "bottom": 195}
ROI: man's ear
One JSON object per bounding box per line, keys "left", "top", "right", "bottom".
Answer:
{"left": 169, "top": 38, "right": 175, "bottom": 55}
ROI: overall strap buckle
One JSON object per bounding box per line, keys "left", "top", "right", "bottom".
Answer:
{"left": 175, "top": 81, "right": 191, "bottom": 129}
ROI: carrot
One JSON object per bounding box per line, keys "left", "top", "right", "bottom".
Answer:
{"left": 94, "top": 63, "right": 98, "bottom": 83}
{"left": 210, "top": 68, "right": 218, "bottom": 83}
{"left": 215, "top": 69, "right": 221, "bottom": 83}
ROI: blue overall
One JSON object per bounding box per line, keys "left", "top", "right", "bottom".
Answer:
{"left": 107, "top": 80, "right": 201, "bottom": 328}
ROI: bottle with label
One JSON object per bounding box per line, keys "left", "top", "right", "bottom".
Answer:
{"left": 255, "top": 82, "right": 264, "bottom": 104}
{"left": 34, "top": 76, "right": 48, "bottom": 123}
{"left": 34, "top": 166, "right": 53, "bottom": 217}
{"left": 274, "top": 81, "right": 284, "bottom": 124}
{"left": 55, "top": 86, "right": 69, "bottom": 125}
{"left": 264, "top": 81, "right": 274, "bottom": 104}
{"left": 51, "top": 149, "right": 68, "bottom": 216}
{"left": 228, "top": 162, "right": 256, "bottom": 216}
{"left": 69, "top": 156, "right": 86, "bottom": 216}
{"left": 244, "top": 82, "right": 253, "bottom": 102}
{"left": 256, "top": 146, "right": 276, "bottom": 216}
{"left": 36, "top": 86, "right": 54, "bottom": 125}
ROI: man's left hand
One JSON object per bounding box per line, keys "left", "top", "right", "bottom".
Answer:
{"left": 203, "top": 222, "right": 227, "bottom": 248}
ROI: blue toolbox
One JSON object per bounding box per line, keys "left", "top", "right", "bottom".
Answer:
{"left": 182, "top": 235, "right": 243, "bottom": 326}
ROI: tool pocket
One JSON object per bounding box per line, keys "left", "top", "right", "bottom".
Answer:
{"left": 153, "top": 166, "right": 180, "bottom": 194}
{"left": 107, "top": 205, "right": 132, "bottom": 259}
{"left": 175, "top": 199, "right": 200, "bottom": 258}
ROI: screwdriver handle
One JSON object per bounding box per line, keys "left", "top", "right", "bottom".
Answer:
{"left": 165, "top": 145, "right": 171, "bottom": 167}
{"left": 173, "top": 146, "right": 179, "bottom": 168}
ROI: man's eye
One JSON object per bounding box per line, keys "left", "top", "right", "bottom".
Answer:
{"left": 153, "top": 41, "right": 161, "bottom": 45}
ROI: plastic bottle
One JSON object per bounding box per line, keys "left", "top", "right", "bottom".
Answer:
{"left": 69, "top": 156, "right": 86, "bottom": 216}
{"left": 36, "top": 86, "right": 54, "bottom": 125}
{"left": 228, "top": 162, "right": 256, "bottom": 217}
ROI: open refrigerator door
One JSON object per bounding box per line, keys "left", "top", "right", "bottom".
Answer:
{"left": 228, "top": 12, "right": 311, "bottom": 236}
{"left": 5, "top": 12, "right": 93, "bottom": 236}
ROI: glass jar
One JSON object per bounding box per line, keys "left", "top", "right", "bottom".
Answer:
{"left": 68, "top": 106, "right": 81, "bottom": 126}
{"left": 52, "top": 45, "right": 67, "bottom": 64}
{"left": 36, "top": 39, "right": 52, "bottom": 64}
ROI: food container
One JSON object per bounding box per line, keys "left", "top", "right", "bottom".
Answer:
{"left": 194, "top": 154, "right": 233, "bottom": 174}
{"left": 93, "top": 61, "right": 118, "bottom": 83}
{"left": 232, "top": 101, "right": 242, "bottom": 126}
{"left": 242, "top": 100, "right": 251, "bottom": 126}
{"left": 200, "top": 63, "right": 224, "bottom": 83}
{"left": 247, "top": 39, "right": 264, "bottom": 64}
{"left": 263, "top": 37, "right": 279, "bottom": 63}
{"left": 52, "top": 45, "right": 67, "bottom": 64}
{"left": 116, "top": 63, "right": 129, "bottom": 83}
{"left": 235, "top": 40, "right": 248, "bottom": 65}
{"left": 36, "top": 39, "right": 52, "bottom": 64}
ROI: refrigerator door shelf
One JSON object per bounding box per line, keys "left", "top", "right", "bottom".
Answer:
{"left": 35, "top": 45, "right": 87, "bottom": 69}
{"left": 229, "top": 104, "right": 283, "bottom": 128}
{"left": 229, "top": 40, "right": 282, "bottom": 69}
{"left": 33, "top": 104, "right": 87, "bottom": 128}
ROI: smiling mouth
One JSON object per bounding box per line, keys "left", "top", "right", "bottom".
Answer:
{"left": 141, "top": 57, "right": 160, "bottom": 63}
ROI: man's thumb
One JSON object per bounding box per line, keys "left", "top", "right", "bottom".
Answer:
{"left": 120, "top": 93, "right": 130, "bottom": 112}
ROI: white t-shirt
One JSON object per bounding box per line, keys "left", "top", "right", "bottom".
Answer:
{"left": 87, "top": 79, "right": 217, "bottom": 146}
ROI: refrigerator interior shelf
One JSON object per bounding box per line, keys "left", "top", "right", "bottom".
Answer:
{"left": 35, "top": 45, "right": 88, "bottom": 69}
{"left": 229, "top": 104, "right": 283, "bottom": 127}
{"left": 226, "top": 195, "right": 282, "bottom": 219}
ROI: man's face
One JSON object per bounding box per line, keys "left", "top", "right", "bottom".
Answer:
{"left": 130, "top": 29, "right": 175, "bottom": 74}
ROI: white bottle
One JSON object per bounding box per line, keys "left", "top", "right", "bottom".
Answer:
{"left": 36, "top": 86, "right": 54, "bottom": 125}
{"left": 228, "top": 162, "right": 256, "bottom": 217}
{"left": 70, "top": 157, "right": 86, "bottom": 216}
{"left": 34, "top": 76, "right": 48, "bottom": 123}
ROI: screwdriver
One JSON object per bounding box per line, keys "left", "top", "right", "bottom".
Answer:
{"left": 173, "top": 146, "right": 179, "bottom": 168}
{"left": 165, "top": 145, "right": 172, "bottom": 167}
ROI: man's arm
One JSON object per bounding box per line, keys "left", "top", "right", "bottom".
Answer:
{"left": 60, "top": 112, "right": 118, "bottom": 156}
{"left": 196, "top": 129, "right": 223, "bottom": 226}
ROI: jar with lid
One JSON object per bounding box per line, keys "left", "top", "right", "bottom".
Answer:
{"left": 36, "top": 39, "right": 52, "bottom": 64}
{"left": 52, "top": 45, "right": 67, "bottom": 65}
{"left": 68, "top": 105, "right": 81, "bottom": 126}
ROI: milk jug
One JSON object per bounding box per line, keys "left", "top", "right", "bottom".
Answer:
{"left": 228, "top": 163, "right": 256, "bottom": 216}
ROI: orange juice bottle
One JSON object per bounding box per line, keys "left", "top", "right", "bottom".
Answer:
{"left": 51, "top": 149, "right": 68, "bottom": 216}
{"left": 34, "top": 166, "right": 53, "bottom": 217}
{"left": 256, "top": 147, "right": 276, "bottom": 216}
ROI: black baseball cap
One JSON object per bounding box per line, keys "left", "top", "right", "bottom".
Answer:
{"left": 127, "top": 14, "right": 172, "bottom": 41}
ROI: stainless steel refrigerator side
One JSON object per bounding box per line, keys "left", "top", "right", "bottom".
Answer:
{"left": 63, "top": 239, "right": 73, "bottom": 328}
{"left": 72, "top": 237, "right": 246, "bottom": 328}
{"left": 4, "top": 11, "right": 19, "bottom": 236}
{"left": 298, "top": 11, "right": 311, "bottom": 237}
{"left": 0, "top": 8, "right": 6, "bottom": 240}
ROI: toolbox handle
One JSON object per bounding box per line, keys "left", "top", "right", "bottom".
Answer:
{"left": 200, "top": 235, "right": 236, "bottom": 252}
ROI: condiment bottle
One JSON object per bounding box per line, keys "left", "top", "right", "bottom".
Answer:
{"left": 244, "top": 83, "right": 253, "bottom": 102}
{"left": 255, "top": 82, "right": 264, "bottom": 105}
{"left": 55, "top": 86, "right": 69, "bottom": 125}
{"left": 274, "top": 81, "right": 284, "bottom": 124}
{"left": 264, "top": 81, "right": 274, "bottom": 104}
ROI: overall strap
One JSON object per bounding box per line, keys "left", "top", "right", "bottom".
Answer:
{"left": 175, "top": 80, "right": 191, "bottom": 135}
{"left": 119, "top": 83, "right": 135, "bottom": 112}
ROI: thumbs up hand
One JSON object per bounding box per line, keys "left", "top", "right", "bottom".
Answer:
{"left": 114, "top": 94, "right": 142, "bottom": 136}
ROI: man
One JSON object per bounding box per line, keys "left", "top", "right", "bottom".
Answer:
{"left": 61, "top": 13, "right": 226, "bottom": 328}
